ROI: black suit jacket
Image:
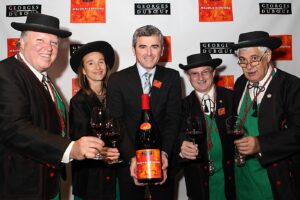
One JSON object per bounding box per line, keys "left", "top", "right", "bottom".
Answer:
{"left": 176, "top": 87, "right": 236, "bottom": 200}
{"left": 234, "top": 68, "right": 300, "bottom": 200}
{"left": 107, "top": 64, "right": 182, "bottom": 163}
{"left": 69, "top": 90, "right": 116, "bottom": 199}
{"left": 0, "top": 56, "right": 70, "bottom": 200}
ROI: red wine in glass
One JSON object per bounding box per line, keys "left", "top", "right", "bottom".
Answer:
{"left": 184, "top": 116, "right": 203, "bottom": 159}
{"left": 91, "top": 124, "right": 106, "bottom": 138}
{"left": 227, "top": 129, "right": 245, "bottom": 140}
{"left": 185, "top": 130, "right": 202, "bottom": 141}
{"left": 90, "top": 106, "right": 106, "bottom": 139}
{"left": 185, "top": 116, "right": 203, "bottom": 143}
{"left": 226, "top": 116, "right": 245, "bottom": 166}
{"left": 104, "top": 118, "right": 123, "bottom": 164}
{"left": 104, "top": 131, "right": 121, "bottom": 142}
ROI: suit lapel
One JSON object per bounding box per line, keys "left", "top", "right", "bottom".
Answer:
{"left": 234, "top": 76, "right": 248, "bottom": 115}
{"left": 150, "top": 66, "right": 164, "bottom": 113}
{"left": 131, "top": 65, "right": 144, "bottom": 94}
{"left": 190, "top": 91, "right": 207, "bottom": 134}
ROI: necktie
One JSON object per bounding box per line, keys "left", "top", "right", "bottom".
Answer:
{"left": 143, "top": 72, "right": 152, "bottom": 94}
{"left": 247, "top": 82, "right": 265, "bottom": 117}
{"left": 42, "top": 74, "right": 53, "bottom": 99}
{"left": 202, "top": 95, "right": 211, "bottom": 116}
{"left": 42, "top": 74, "right": 67, "bottom": 138}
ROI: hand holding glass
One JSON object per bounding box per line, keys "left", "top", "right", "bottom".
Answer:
{"left": 90, "top": 106, "right": 106, "bottom": 139}
{"left": 226, "top": 116, "right": 245, "bottom": 166}
{"left": 103, "top": 117, "right": 123, "bottom": 164}
{"left": 90, "top": 106, "right": 106, "bottom": 160}
{"left": 185, "top": 116, "right": 203, "bottom": 158}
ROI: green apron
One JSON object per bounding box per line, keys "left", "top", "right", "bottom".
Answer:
{"left": 50, "top": 84, "right": 67, "bottom": 200}
{"left": 206, "top": 115, "right": 226, "bottom": 200}
{"left": 235, "top": 91, "right": 273, "bottom": 200}
{"left": 190, "top": 115, "right": 226, "bottom": 200}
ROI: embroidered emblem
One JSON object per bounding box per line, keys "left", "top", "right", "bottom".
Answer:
{"left": 153, "top": 80, "right": 162, "bottom": 88}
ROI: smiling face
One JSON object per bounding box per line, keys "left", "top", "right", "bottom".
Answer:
{"left": 133, "top": 35, "right": 163, "bottom": 70}
{"left": 187, "top": 66, "right": 215, "bottom": 93}
{"left": 238, "top": 47, "right": 271, "bottom": 82}
{"left": 19, "top": 31, "right": 59, "bottom": 72}
{"left": 82, "top": 51, "right": 107, "bottom": 83}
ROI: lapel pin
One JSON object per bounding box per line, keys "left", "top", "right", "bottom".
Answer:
{"left": 153, "top": 80, "right": 162, "bottom": 88}
{"left": 267, "top": 94, "right": 272, "bottom": 98}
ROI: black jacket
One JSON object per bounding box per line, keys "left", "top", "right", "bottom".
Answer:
{"left": 233, "top": 68, "right": 300, "bottom": 200}
{"left": 69, "top": 90, "right": 116, "bottom": 200}
{"left": 0, "top": 56, "right": 70, "bottom": 199}
{"left": 176, "top": 87, "right": 236, "bottom": 200}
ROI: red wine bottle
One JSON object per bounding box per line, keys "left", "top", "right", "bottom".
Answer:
{"left": 135, "top": 94, "right": 162, "bottom": 183}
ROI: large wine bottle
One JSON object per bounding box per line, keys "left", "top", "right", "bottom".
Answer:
{"left": 135, "top": 94, "right": 162, "bottom": 183}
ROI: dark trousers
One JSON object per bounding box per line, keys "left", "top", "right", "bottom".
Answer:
{"left": 117, "top": 165, "right": 174, "bottom": 200}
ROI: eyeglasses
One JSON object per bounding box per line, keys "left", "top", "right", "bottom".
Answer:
{"left": 238, "top": 51, "right": 267, "bottom": 68}
{"left": 189, "top": 69, "right": 213, "bottom": 79}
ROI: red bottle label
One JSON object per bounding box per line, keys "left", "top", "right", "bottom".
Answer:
{"left": 136, "top": 149, "right": 162, "bottom": 179}
{"left": 140, "top": 122, "right": 151, "bottom": 130}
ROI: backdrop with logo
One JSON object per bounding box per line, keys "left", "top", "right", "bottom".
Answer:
{"left": 0, "top": 0, "right": 299, "bottom": 199}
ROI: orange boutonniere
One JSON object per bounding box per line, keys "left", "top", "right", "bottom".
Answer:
{"left": 218, "top": 107, "right": 226, "bottom": 116}
{"left": 153, "top": 80, "right": 162, "bottom": 88}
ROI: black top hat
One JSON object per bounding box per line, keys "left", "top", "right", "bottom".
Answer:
{"left": 229, "top": 31, "right": 282, "bottom": 50}
{"left": 70, "top": 41, "right": 115, "bottom": 74}
{"left": 11, "top": 13, "right": 71, "bottom": 38}
{"left": 179, "top": 53, "right": 222, "bottom": 71}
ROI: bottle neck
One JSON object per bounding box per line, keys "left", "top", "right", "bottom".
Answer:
{"left": 141, "top": 94, "right": 150, "bottom": 110}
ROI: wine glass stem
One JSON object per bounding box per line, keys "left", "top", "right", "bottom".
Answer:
{"left": 111, "top": 141, "right": 116, "bottom": 148}
{"left": 191, "top": 139, "right": 196, "bottom": 145}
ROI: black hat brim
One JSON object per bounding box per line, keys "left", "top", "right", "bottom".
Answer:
{"left": 11, "top": 22, "right": 72, "bottom": 38}
{"left": 70, "top": 41, "right": 115, "bottom": 74}
{"left": 229, "top": 37, "right": 282, "bottom": 50}
{"left": 179, "top": 58, "right": 222, "bottom": 71}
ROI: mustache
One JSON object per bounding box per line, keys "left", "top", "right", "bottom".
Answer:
{"left": 243, "top": 67, "right": 257, "bottom": 73}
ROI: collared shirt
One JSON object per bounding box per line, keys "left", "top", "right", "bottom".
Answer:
{"left": 238, "top": 65, "right": 276, "bottom": 113}
{"left": 137, "top": 62, "right": 156, "bottom": 89}
{"left": 17, "top": 53, "right": 55, "bottom": 100}
{"left": 195, "top": 85, "right": 216, "bottom": 115}
{"left": 16, "top": 53, "right": 73, "bottom": 163}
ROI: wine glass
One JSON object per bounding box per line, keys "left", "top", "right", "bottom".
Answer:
{"left": 103, "top": 116, "right": 123, "bottom": 164}
{"left": 90, "top": 106, "right": 106, "bottom": 160}
{"left": 226, "top": 115, "right": 245, "bottom": 166}
{"left": 185, "top": 116, "right": 203, "bottom": 158}
{"left": 90, "top": 106, "right": 106, "bottom": 139}
{"left": 185, "top": 116, "right": 203, "bottom": 143}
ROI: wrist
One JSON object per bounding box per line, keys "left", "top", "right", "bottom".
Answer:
{"left": 161, "top": 151, "right": 168, "bottom": 159}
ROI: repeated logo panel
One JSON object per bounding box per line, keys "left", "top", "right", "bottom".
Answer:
{"left": 71, "top": 0, "right": 106, "bottom": 23}
{"left": 272, "top": 35, "right": 292, "bottom": 60}
{"left": 135, "top": 3, "right": 171, "bottom": 15}
{"left": 1, "top": 1, "right": 297, "bottom": 103}
{"left": 6, "top": 4, "right": 41, "bottom": 17}
{"left": 259, "top": 3, "right": 292, "bottom": 14}
{"left": 198, "top": 0, "right": 233, "bottom": 22}
{"left": 7, "top": 38, "right": 19, "bottom": 57}
{"left": 200, "top": 42, "right": 234, "bottom": 54}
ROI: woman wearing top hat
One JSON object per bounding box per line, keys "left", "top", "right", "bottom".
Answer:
{"left": 175, "top": 53, "right": 236, "bottom": 200}
{"left": 229, "top": 31, "right": 300, "bottom": 200}
{"left": 69, "top": 41, "right": 120, "bottom": 200}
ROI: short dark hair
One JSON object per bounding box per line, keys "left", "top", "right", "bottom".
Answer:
{"left": 132, "top": 25, "right": 164, "bottom": 47}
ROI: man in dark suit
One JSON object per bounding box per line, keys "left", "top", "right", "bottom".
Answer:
{"left": 0, "top": 13, "right": 105, "bottom": 200}
{"left": 230, "top": 31, "right": 300, "bottom": 200}
{"left": 177, "top": 53, "right": 235, "bottom": 200}
{"left": 107, "top": 25, "right": 181, "bottom": 200}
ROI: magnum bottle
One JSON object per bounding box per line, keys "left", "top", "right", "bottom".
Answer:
{"left": 135, "top": 94, "right": 162, "bottom": 183}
